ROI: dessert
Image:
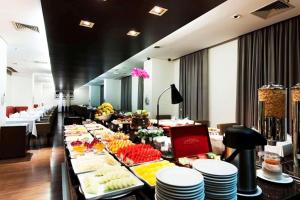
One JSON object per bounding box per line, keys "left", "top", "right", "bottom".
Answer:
{"left": 262, "top": 152, "right": 282, "bottom": 180}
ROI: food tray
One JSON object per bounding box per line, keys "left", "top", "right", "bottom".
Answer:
{"left": 116, "top": 156, "right": 163, "bottom": 167}
{"left": 129, "top": 160, "right": 175, "bottom": 188}
{"left": 77, "top": 170, "right": 144, "bottom": 200}
{"left": 64, "top": 134, "right": 94, "bottom": 143}
{"left": 70, "top": 153, "right": 119, "bottom": 174}
{"left": 67, "top": 146, "right": 106, "bottom": 159}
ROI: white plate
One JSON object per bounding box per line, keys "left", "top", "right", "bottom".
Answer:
{"left": 156, "top": 191, "right": 204, "bottom": 200}
{"left": 156, "top": 180, "right": 204, "bottom": 192}
{"left": 156, "top": 167, "right": 204, "bottom": 187}
{"left": 257, "top": 169, "right": 293, "bottom": 184}
{"left": 77, "top": 170, "right": 144, "bottom": 200}
{"left": 203, "top": 175, "right": 237, "bottom": 183}
{"left": 155, "top": 185, "right": 204, "bottom": 196}
{"left": 156, "top": 187, "right": 204, "bottom": 198}
{"left": 193, "top": 159, "right": 238, "bottom": 176}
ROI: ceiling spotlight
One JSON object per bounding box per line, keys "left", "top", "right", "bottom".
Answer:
{"left": 149, "top": 6, "right": 168, "bottom": 16}
{"left": 79, "top": 20, "right": 95, "bottom": 28}
{"left": 127, "top": 30, "right": 140, "bottom": 37}
{"left": 232, "top": 14, "right": 241, "bottom": 19}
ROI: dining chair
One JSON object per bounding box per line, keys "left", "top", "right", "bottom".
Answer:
{"left": 36, "top": 122, "right": 51, "bottom": 147}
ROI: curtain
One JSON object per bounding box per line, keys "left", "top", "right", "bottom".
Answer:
{"left": 100, "top": 84, "right": 104, "bottom": 104}
{"left": 179, "top": 49, "right": 209, "bottom": 120}
{"left": 236, "top": 15, "right": 300, "bottom": 129}
{"left": 121, "top": 76, "right": 132, "bottom": 112}
{"left": 138, "top": 77, "right": 144, "bottom": 110}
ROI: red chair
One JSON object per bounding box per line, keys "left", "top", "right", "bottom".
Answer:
{"left": 6, "top": 106, "right": 16, "bottom": 117}
{"left": 15, "top": 106, "right": 28, "bottom": 113}
{"left": 33, "top": 104, "right": 38, "bottom": 108}
{"left": 169, "top": 125, "right": 212, "bottom": 159}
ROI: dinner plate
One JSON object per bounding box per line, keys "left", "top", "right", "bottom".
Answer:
{"left": 156, "top": 182, "right": 203, "bottom": 194}
{"left": 203, "top": 175, "right": 237, "bottom": 183}
{"left": 156, "top": 186, "right": 204, "bottom": 198}
{"left": 156, "top": 167, "right": 203, "bottom": 187}
{"left": 156, "top": 179, "right": 204, "bottom": 190}
{"left": 256, "top": 169, "right": 293, "bottom": 184}
{"left": 156, "top": 191, "right": 204, "bottom": 200}
{"left": 193, "top": 159, "right": 238, "bottom": 176}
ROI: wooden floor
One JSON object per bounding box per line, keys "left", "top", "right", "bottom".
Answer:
{"left": 0, "top": 113, "right": 65, "bottom": 200}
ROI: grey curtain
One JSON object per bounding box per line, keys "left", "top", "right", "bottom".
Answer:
{"left": 237, "top": 15, "right": 300, "bottom": 129}
{"left": 138, "top": 77, "right": 144, "bottom": 110}
{"left": 179, "top": 49, "right": 209, "bottom": 120}
{"left": 121, "top": 76, "right": 132, "bottom": 112}
{"left": 100, "top": 84, "right": 104, "bottom": 104}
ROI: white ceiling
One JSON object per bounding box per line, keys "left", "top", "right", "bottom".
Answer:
{"left": 88, "top": 0, "right": 300, "bottom": 85}
{"left": 0, "top": 0, "right": 51, "bottom": 76}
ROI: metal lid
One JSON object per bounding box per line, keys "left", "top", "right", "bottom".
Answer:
{"left": 258, "top": 83, "right": 285, "bottom": 90}
{"left": 291, "top": 83, "right": 300, "bottom": 89}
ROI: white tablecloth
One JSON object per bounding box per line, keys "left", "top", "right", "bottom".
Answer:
{"left": 5, "top": 118, "right": 37, "bottom": 136}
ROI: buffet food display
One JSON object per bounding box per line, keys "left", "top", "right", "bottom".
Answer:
{"left": 106, "top": 140, "right": 133, "bottom": 154}
{"left": 95, "top": 102, "right": 114, "bottom": 121}
{"left": 78, "top": 167, "right": 144, "bottom": 199}
{"left": 117, "top": 144, "right": 162, "bottom": 166}
{"left": 131, "top": 160, "right": 175, "bottom": 187}
{"left": 62, "top": 118, "right": 299, "bottom": 200}
{"left": 64, "top": 125, "right": 88, "bottom": 136}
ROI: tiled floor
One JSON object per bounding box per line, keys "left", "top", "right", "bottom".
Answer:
{"left": 0, "top": 113, "right": 65, "bottom": 200}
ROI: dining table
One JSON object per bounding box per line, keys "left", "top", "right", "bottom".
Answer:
{"left": 4, "top": 109, "right": 47, "bottom": 137}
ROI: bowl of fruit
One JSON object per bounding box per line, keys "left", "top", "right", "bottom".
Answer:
{"left": 95, "top": 102, "right": 114, "bottom": 121}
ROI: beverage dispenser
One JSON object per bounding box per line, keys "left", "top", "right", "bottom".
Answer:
{"left": 291, "top": 83, "right": 300, "bottom": 166}
{"left": 258, "top": 84, "right": 287, "bottom": 145}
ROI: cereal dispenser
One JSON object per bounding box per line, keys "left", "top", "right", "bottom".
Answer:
{"left": 258, "top": 84, "right": 287, "bottom": 145}
{"left": 291, "top": 83, "right": 300, "bottom": 166}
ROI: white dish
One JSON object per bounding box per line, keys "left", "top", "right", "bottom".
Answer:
{"left": 156, "top": 180, "right": 203, "bottom": 192}
{"left": 156, "top": 167, "right": 203, "bottom": 187}
{"left": 156, "top": 187, "right": 204, "bottom": 199}
{"left": 257, "top": 169, "right": 293, "bottom": 184}
{"left": 193, "top": 159, "right": 238, "bottom": 176}
{"left": 77, "top": 170, "right": 144, "bottom": 200}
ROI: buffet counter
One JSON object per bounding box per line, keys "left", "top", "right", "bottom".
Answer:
{"left": 62, "top": 122, "right": 300, "bottom": 200}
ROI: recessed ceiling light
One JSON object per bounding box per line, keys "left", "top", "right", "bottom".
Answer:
{"left": 127, "top": 30, "right": 140, "bottom": 37}
{"left": 79, "top": 20, "right": 95, "bottom": 28}
{"left": 149, "top": 6, "right": 168, "bottom": 16}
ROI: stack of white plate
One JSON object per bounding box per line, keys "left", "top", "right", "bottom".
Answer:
{"left": 155, "top": 166, "right": 205, "bottom": 200}
{"left": 192, "top": 159, "right": 238, "bottom": 200}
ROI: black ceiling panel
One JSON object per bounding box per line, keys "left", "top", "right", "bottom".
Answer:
{"left": 41, "top": 0, "right": 226, "bottom": 90}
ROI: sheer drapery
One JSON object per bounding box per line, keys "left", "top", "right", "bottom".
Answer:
{"left": 179, "top": 49, "right": 209, "bottom": 120}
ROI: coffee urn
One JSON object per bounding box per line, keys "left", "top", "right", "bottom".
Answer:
{"left": 291, "top": 83, "right": 300, "bottom": 167}
{"left": 223, "top": 127, "right": 267, "bottom": 196}
{"left": 258, "top": 84, "right": 287, "bottom": 145}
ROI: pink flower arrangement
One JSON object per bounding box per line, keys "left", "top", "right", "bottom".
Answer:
{"left": 131, "top": 68, "right": 150, "bottom": 79}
